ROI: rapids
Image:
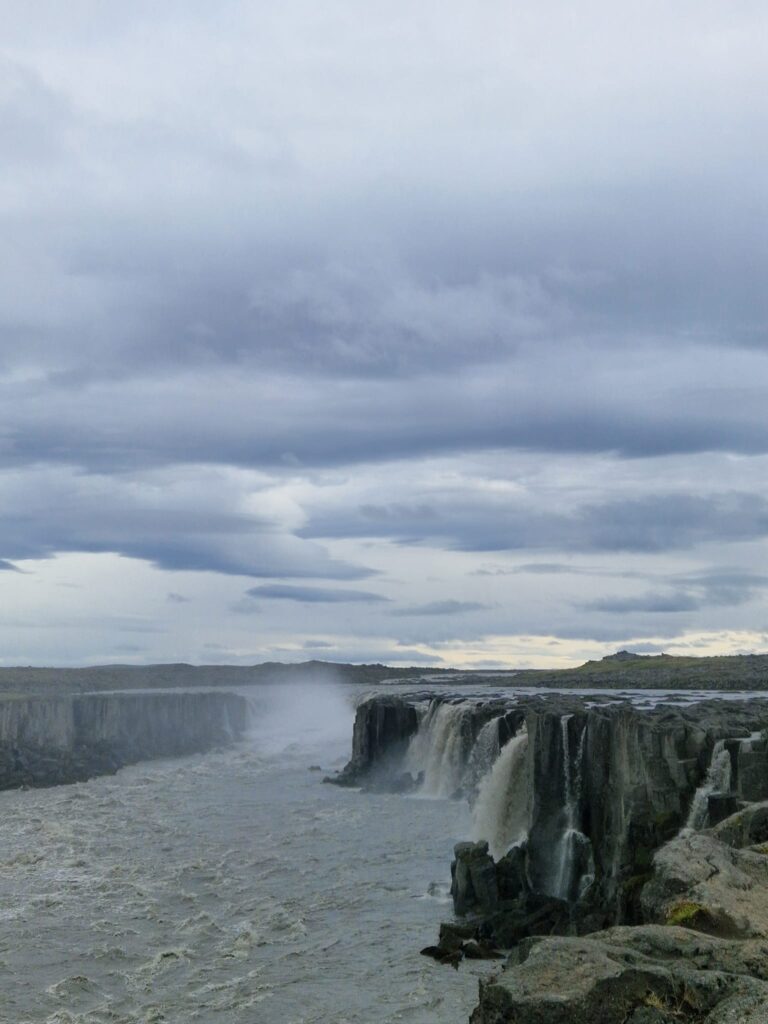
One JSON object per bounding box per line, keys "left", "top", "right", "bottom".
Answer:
{"left": 0, "top": 684, "right": 487, "bottom": 1024}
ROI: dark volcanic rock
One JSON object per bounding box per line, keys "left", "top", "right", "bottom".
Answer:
{"left": 452, "top": 841, "right": 500, "bottom": 916}
{"left": 338, "top": 689, "right": 768, "bottom": 1021}
{"left": 328, "top": 694, "right": 419, "bottom": 787}
{"left": 472, "top": 804, "right": 768, "bottom": 1022}
{"left": 0, "top": 690, "right": 247, "bottom": 790}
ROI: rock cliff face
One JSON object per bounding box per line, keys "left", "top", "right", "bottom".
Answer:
{"left": 337, "top": 693, "right": 768, "bottom": 928}
{"left": 0, "top": 690, "right": 247, "bottom": 789}
{"left": 472, "top": 803, "right": 768, "bottom": 1023}
{"left": 340, "top": 692, "right": 768, "bottom": 1021}
{"left": 332, "top": 694, "right": 420, "bottom": 787}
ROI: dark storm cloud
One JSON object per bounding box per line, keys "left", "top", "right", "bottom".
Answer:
{"left": 245, "top": 584, "right": 388, "bottom": 603}
{"left": 391, "top": 600, "right": 492, "bottom": 617}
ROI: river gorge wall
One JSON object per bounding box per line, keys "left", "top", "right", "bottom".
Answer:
{"left": 0, "top": 690, "right": 248, "bottom": 789}
{"left": 337, "top": 692, "right": 768, "bottom": 1021}
{"left": 335, "top": 693, "right": 768, "bottom": 927}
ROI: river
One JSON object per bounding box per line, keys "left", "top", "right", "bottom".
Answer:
{"left": 0, "top": 683, "right": 487, "bottom": 1024}
{"left": 2, "top": 681, "right": 758, "bottom": 1023}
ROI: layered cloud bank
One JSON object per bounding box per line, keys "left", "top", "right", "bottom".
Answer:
{"left": 1, "top": 1, "right": 766, "bottom": 666}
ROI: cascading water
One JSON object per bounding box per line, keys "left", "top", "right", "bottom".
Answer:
{"left": 404, "top": 700, "right": 474, "bottom": 797}
{"left": 550, "top": 717, "right": 592, "bottom": 901}
{"left": 471, "top": 730, "right": 530, "bottom": 861}
{"left": 685, "top": 739, "right": 733, "bottom": 831}
{"left": 463, "top": 717, "right": 501, "bottom": 796}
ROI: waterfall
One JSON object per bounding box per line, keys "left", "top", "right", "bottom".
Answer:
{"left": 471, "top": 731, "right": 530, "bottom": 860}
{"left": 404, "top": 700, "right": 474, "bottom": 797}
{"left": 463, "top": 716, "right": 502, "bottom": 797}
{"left": 686, "top": 739, "right": 733, "bottom": 830}
{"left": 550, "top": 717, "right": 591, "bottom": 901}
{"left": 560, "top": 714, "right": 573, "bottom": 810}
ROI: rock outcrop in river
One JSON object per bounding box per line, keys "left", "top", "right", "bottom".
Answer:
{"left": 0, "top": 690, "right": 247, "bottom": 789}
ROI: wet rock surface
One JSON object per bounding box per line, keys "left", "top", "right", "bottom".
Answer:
{"left": 471, "top": 804, "right": 768, "bottom": 1022}
{"left": 327, "top": 694, "right": 420, "bottom": 787}
{"left": 344, "top": 692, "right": 768, "bottom": 919}
{"left": 339, "top": 691, "right": 768, "bottom": 1021}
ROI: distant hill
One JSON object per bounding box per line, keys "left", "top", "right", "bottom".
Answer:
{"left": 0, "top": 651, "right": 767, "bottom": 696}
{"left": 509, "top": 651, "right": 768, "bottom": 690}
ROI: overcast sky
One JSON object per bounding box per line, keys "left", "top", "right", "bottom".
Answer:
{"left": 1, "top": 1, "right": 767, "bottom": 668}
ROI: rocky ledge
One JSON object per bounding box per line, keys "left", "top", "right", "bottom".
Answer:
{"left": 0, "top": 690, "right": 248, "bottom": 789}
{"left": 336, "top": 691, "right": 768, "bottom": 1021}
{"left": 337, "top": 692, "right": 768, "bottom": 917}
{"left": 473, "top": 802, "right": 768, "bottom": 1022}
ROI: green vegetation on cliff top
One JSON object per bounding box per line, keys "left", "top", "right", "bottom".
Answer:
{"left": 508, "top": 650, "right": 768, "bottom": 690}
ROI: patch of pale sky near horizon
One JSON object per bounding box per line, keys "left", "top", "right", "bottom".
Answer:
{"left": 1, "top": 527, "right": 767, "bottom": 668}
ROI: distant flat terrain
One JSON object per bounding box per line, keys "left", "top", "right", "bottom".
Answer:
{"left": 0, "top": 661, "right": 456, "bottom": 697}
{"left": 1, "top": 651, "right": 768, "bottom": 696}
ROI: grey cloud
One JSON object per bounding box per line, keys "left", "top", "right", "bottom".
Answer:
{"left": 245, "top": 584, "right": 388, "bottom": 604}
{"left": 4, "top": 353, "right": 768, "bottom": 478}
{"left": 392, "top": 600, "right": 492, "bottom": 617}
{"left": 585, "top": 592, "right": 701, "bottom": 614}
{"left": 0, "top": 3, "right": 767, "bottom": 663}
{"left": 0, "top": 466, "right": 373, "bottom": 580}
{"left": 583, "top": 571, "right": 768, "bottom": 616}
{"left": 303, "top": 491, "right": 768, "bottom": 555}
{"left": 510, "top": 563, "right": 576, "bottom": 575}
{"left": 166, "top": 592, "right": 190, "bottom": 603}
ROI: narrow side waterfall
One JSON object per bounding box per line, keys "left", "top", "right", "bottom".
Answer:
{"left": 551, "top": 717, "right": 592, "bottom": 901}
{"left": 686, "top": 739, "right": 733, "bottom": 830}
{"left": 471, "top": 731, "right": 530, "bottom": 860}
{"left": 404, "top": 700, "right": 474, "bottom": 797}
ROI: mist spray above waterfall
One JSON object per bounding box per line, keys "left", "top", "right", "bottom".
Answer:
{"left": 471, "top": 729, "right": 530, "bottom": 860}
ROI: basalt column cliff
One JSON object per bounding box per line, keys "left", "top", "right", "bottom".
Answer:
{"left": 335, "top": 691, "right": 768, "bottom": 1022}
{"left": 0, "top": 690, "right": 248, "bottom": 789}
